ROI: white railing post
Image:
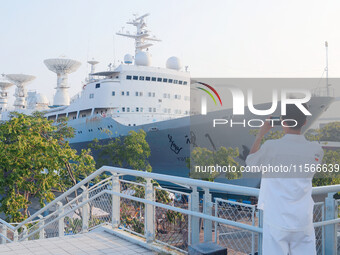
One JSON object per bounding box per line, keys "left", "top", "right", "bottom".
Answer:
{"left": 38, "top": 215, "right": 45, "bottom": 239}
{"left": 22, "top": 225, "right": 28, "bottom": 241}
{"left": 81, "top": 186, "right": 90, "bottom": 233}
{"left": 258, "top": 209, "right": 263, "bottom": 255}
{"left": 145, "top": 178, "right": 155, "bottom": 243}
{"left": 1, "top": 225, "right": 7, "bottom": 244}
{"left": 324, "top": 192, "right": 336, "bottom": 255}
{"left": 203, "top": 188, "right": 212, "bottom": 242}
{"left": 111, "top": 174, "right": 120, "bottom": 228}
{"left": 56, "top": 201, "right": 64, "bottom": 237}
{"left": 13, "top": 230, "right": 18, "bottom": 242}
{"left": 190, "top": 186, "right": 200, "bottom": 245}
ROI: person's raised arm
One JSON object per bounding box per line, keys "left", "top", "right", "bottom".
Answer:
{"left": 249, "top": 119, "right": 272, "bottom": 154}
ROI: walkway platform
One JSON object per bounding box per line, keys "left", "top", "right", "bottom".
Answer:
{"left": 0, "top": 228, "right": 156, "bottom": 255}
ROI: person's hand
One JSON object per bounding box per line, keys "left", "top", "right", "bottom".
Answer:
{"left": 258, "top": 117, "right": 273, "bottom": 137}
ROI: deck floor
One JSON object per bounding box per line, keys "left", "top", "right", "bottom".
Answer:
{"left": 0, "top": 230, "right": 156, "bottom": 255}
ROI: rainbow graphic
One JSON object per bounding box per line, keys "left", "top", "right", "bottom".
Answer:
{"left": 196, "top": 82, "right": 223, "bottom": 106}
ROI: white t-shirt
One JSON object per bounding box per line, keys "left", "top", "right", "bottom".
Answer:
{"left": 246, "top": 134, "right": 324, "bottom": 231}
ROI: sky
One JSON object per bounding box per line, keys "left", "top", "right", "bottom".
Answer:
{"left": 0, "top": 0, "right": 340, "bottom": 118}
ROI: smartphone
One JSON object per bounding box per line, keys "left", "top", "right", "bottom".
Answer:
{"left": 270, "top": 116, "right": 281, "bottom": 126}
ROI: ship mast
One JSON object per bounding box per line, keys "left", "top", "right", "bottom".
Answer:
{"left": 116, "top": 13, "right": 161, "bottom": 55}
{"left": 325, "top": 41, "right": 329, "bottom": 96}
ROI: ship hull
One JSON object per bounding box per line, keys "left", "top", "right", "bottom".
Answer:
{"left": 68, "top": 96, "right": 334, "bottom": 187}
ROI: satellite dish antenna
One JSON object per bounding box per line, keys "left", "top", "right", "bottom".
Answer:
{"left": 0, "top": 79, "right": 13, "bottom": 111}
{"left": 44, "top": 58, "right": 81, "bottom": 106}
{"left": 87, "top": 59, "right": 99, "bottom": 81}
{"left": 6, "top": 74, "right": 35, "bottom": 109}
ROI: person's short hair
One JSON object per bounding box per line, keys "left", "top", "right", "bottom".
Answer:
{"left": 281, "top": 103, "right": 308, "bottom": 130}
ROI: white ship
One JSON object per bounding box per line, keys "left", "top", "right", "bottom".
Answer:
{"left": 0, "top": 14, "right": 335, "bottom": 187}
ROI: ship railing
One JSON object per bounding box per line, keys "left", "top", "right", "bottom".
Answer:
{"left": 0, "top": 166, "right": 339, "bottom": 255}
{"left": 312, "top": 86, "right": 335, "bottom": 97}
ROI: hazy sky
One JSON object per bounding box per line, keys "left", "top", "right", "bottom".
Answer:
{"left": 1, "top": 0, "right": 340, "bottom": 109}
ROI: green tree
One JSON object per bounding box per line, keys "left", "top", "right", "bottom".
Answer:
{"left": 188, "top": 146, "right": 241, "bottom": 181}
{"left": 308, "top": 122, "right": 340, "bottom": 142}
{"left": 0, "top": 112, "right": 96, "bottom": 222}
{"left": 312, "top": 150, "right": 340, "bottom": 186}
{"left": 90, "top": 130, "right": 152, "bottom": 172}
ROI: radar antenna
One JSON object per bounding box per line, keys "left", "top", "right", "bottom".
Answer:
{"left": 44, "top": 58, "right": 81, "bottom": 106}
{"left": 116, "top": 13, "right": 161, "bottom": 54}
{"left": 0, "top": 78, "right": 13, "bottom": 111}
{"left": 87, "top": 59, "right": 99, "bottom": 81}
{"left": 6, "top": 74, "right": 35, "bottom": 109}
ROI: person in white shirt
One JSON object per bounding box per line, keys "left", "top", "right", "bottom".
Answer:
{"left": 246, "top": 104, "right": 324, "bottom": 255}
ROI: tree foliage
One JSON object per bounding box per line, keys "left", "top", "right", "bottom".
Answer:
{"left": 0, "top": 112, "right": 96, "bottom": 222}
{"left": 188, "top": 146, "right": 241, "bottom": 181}
{"left": 306, "top": 122, "right": 340, "bottom": 142}
{"left": 90, "top": 130, "right": 152, "bottom": 172}
{"left": 312, "top": 150, "right": 340, "bottom": 186}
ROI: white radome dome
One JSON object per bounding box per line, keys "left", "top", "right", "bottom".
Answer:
{"left": 124, "top": 54, "right": 133, "bottom": 64}
{"left": 166, "top": 56, "right": 182, "bottom": 70}
{"left": 36, "top": 93, "right": 49, "bottom": 105}
{"left": 135, "top": 52, "right": 151, "bottom": 66}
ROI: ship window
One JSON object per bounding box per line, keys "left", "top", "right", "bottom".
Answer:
{"left": 82, "top": 114, "right": 86, "bottom": 118}
{"left": 148, "top": 92, "right": 152, "bottom": 97}
{"left": 152, "top": 92, "right": 155, "bottom": 97}
{"left": 153, "top": 108, "right": 156, "bottom": 112}
{"left": 96, "top": 83, "right": 100, "bottom": 88}
{"left": 121, "top": 91, "right": 125, "bottom": 96}
{"left": 139, "top": 92, "right": 143, "bottom": 96}
{"left": 179, "top": 80, "right": 183, "bottom": 85}
{"left": 89, "top": 93, "right": 94, "bottom": 99}
{"left": 163, "top": 78, "right": 168, "bottom": 83}
{"left": 135, "top": 92, "right": 139, "bottom": 96}
{"left": 146, "top": 76, "right": 151, "bottom": 81}
{"left": 133, "top": 76, "right": 138, "bottom": 80}
{"left": 122, "top": 107, "right": 125, "bottom": 112}
{"left": 112, "top": 91, "right": 115, "bottom": 96}
{"left": 127, "top": 107, "right": 130, "bottom": 112}
{"left": 174, "top": 80, "right": 178, "bottom": 84}
{"left": 151, "top": 77, "right": 156, "bottom": 81}
{"left": 126, "top": 91, "right": 130, "bottom": 96}
{"left": 136, "top": 107, "right": 139, "bottom": 112}
{"left": 140, "top": 107, "right": 143, "bottom": 112}
{"left": 168, "top": 79, "right": 173, "bottom": 83}
{"left": 126, "top": 75, "right": 132, "bottom": 80}
{"left": 157, "top": 77, "right": 162, "bottom": 82}
{"left": 158, "top": 99, "right": 162, "bottom": 103}
{"left": 184, "top": 81, "right": 188, "bottom": 85}
{"left": 139, "top": 76, "right": 145, "bottom": 81}
{"left": 149, "top": 107, "right": 152, "bottom": 112}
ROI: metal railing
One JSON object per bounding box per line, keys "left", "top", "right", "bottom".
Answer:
{"left": 0, "top": 166, "right": 339, "bottom": 255}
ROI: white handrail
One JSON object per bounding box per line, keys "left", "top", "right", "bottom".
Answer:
{"left": 22, "top": 189, "right": 263, "bottom": 242}
{"left": 10, "top": 165, "right": 340, "bottom": 231}
{"left": 0, "top": 219, "right": 15, "bottom": 231}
